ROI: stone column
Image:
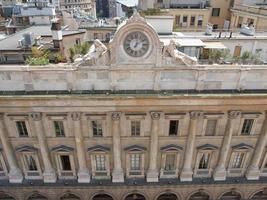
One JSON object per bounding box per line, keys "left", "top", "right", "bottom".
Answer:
{"left": 71, "top": 112, "right": 90, "bottom": 183}
{"left": 180, "top": 111, "right": 203, "bottom": 182}
{"left": 0, "top": 114, "right": 23, "bottom": 183}
{"left": 147, "top": 112, "right": 161, "bottom": 182}
{"left": 246, "top": 114, "right": 267, "bottom": 180}
{"left": 111, "top": 112, "right": 124, "bottom": 182}
{"left": 30, "top": 113, "right": 57, "bottom": 183}
{"left": 213, "top": 110, "right": 241, "bottom": 181}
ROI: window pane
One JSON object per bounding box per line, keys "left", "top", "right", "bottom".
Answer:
{"left": 165, "top": 154, "right": 176, "bottom": 171}
{"left": 198, "top": 153, "right": 210, "bottom": 169}
{"left": 130, "top": 154, "right": 141, "bottom": 171}
{"left": 54, "top": 121, "right": 65, "bottom": 137}
{"left": 131, "top": 121, "right": 141, "bottom": 136}
{"left": 169, "top": 120, "right": 179, "bottom": 136}
{"left": 95, "top": 154, "right": 106, "bottom": 171}
{"left": 241, "top": 119, "right": 254, "bottom": 135}
{"left": 60, "top": 155, "right": 72, "bottom": 171}
{"left": 92, "top": 121, "right": 103, "bottom": 137}
{"left": 25, "top": 155, "right": 38, "bottom": 171}
{"left": 205, "top": 119, "right": 217, "bottom": 136}
{"left": 231, "top": 152, "right": 245, "bottom": 168}
{"left": 16, "top": 121, "right": 28, "bottom": 137}
{"left": 212, "top": 8, "right": 220, "bottom": 16}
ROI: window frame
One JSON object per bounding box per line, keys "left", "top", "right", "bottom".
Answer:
{"left": 21, "top": 152, "right": 42, "bottom": 179}
{"left": 125, "top": 114, "right": 146, "bottom": 137}
{"left": 53, "top": 120, "right": 65, "bottom": 137}
{"left": 212, "top": 8, "right": 220, "bottom": 17}
{"left": 238, "top": 113, "right": 261, "bottom": 136}
{"left": 194, "top": 151, "right": 213, "bottom": 177}
{"left": 0, "top": 152, "right": 8, "bottom": 178}
{"left": 240, "top": 118, "right": 254, "bottom": 136}
{"left": 228, "top": 149, "right": 249, "bottom": 176}
{"left": 126, "top": 151, "right": 145, "bottom": 178}
{"left": 86, "top": 115, "right": 106, "bottom": 137}
{"left": 130, "top": 120, "right": 141, "bottom": 136}
{"left": 90, "top": 152, "right": 110, "bottom": 179}
{"left": 55, "top": 152, "right": 76, "bottom": 179}
{"left": 164, "top": 113, "right": 185, "bottom": 137}
{"left": 91, "top": 120, "right": 103, "bottom": 137}
{"left": 203, "top": 118, "right": 218, "bottom": 136}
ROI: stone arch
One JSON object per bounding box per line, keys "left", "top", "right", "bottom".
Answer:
{"left": 90, "top": 193, "right": 114, "bottom": 200}
{"left": 0, "top": 192, "right": 16, "bottom": 200}
{"left": 26, "top": 192, "right": 48, "bottom": 200}
{"left": 218, "top": 190, "right": 242, "bottom": 200}
{"left": 59, "top": 192, "right": 81, "bottom": 200}
{"left": 156, "top": 191, "right": 180, "bottom": 200}
{"left": 123, "top": 191, "right": 147, "bottom": 200}
{"left": 249, "top": 189, "right": 267, "bottom": 199}
{"left": 187, "top": 190, "right": 211, "bottom": 200}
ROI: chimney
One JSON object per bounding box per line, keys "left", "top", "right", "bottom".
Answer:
{"left": 51, "top": 18, "right": 64, "bottom": 55}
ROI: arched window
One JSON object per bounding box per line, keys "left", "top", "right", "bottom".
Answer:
{"left": 60, "top": 193, "right": 80, "bottom": 200}
{"left": 188, "top": 191, "right": 210, "bottom": 200}
{"left": 219, "top": 191, "right": 241, "bottom": 200}
{"left": 125, "top": 193, "right": 146, "bottom": 200}
{"left": 92, "top": 194, "right": 113, "bottom": 200}
{"left": 0, "top": 192, "right": 15, "bottom": 200}
{"left": 250, "top": 190, "right": 267, "bottom": 200}
{"left": 157, "top": 193, "right": 178, "bottom": 200}
{"left": 28, "top": 193, "right": 48, "bottom": 200}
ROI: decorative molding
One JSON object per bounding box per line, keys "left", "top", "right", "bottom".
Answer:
{"left": 51, "top": 145, "right": 74, "bottom": 152}
{"left": 228, "top": 111, "right": 241, "bottom": 119}
{"left": 87, "top": 145, "right": 110, "bottom": 152}
{"left": 111, "top": 112, "right": 121, "bottom": 121}
{"left": 71, "top": 112, "right": 81, "bottom": 121}
{"left": 190, "top": 111, "right": 204, "bottom": 119}
{"left": 124, "top": 145, "right": 147, "bottom": 152}
{"left": 197, "top": 144, "right": 218, "bottom": 150}
{"left": 30, "top": 113, "right": 42, "bottom": 121}
{"left": 150, "top": 112, "right": 161, "bottom": 120}
{"left": 232, "top": 143, "right": 253, "bottom": 150}
{"left": 160, "top": 144, "right": 183, "bottom": 152}
{"left": 127, "top": 10, "right": 146, "bottom": 24}
{"left": 16, "top": 145, "right": 38, "bottom": 152}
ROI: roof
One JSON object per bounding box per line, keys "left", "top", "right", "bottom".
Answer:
{"left": 116, "top": 0, "right": 138, "bottom": 7}
{"left": 175, "top": 39, "right": 205, "bottom": 47}
{"left": 0, "top": 25, "right": 85, "bottom": 51}
{"left": 203, "top": 42, "right": 227, "bottom": 49}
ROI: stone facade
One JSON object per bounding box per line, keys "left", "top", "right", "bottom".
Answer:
{"left": 0, "top": 12, "right": 267, "bottom": 200}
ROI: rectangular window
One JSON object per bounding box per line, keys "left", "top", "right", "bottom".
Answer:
{"left": 130, "top": 154, "right": 141, "bottom": 171}
{"left": 175, "top": 15, "right": 180, "bottom": 25}
{"left": 198, "top": 153, "right": 210, "bottom": 169}
{"left": 165, "top": 154, "right": 176, "bottom": 171}
{"left": 190, "top": 16, "right": 195, "bottom": 26}
{"left": 231, "top": 152, "right": 245, "bottom": 168}
{"left": 212, "top": 8, "right": 220, "bottom": 16}
{"left": 183, "top": 16, "right": 188, "bottom": 23}
{"left": 16, "top": 121, "right": 28, "bottom": 137}
{"left": 95, "top": 154, "right": 106, "bottom": 171}
{"left": 92, "top": 120, "right": 103, "bottom": 137}
{"left": 131, "top": 120, "right": 141, "bottom": 136}
{"left": 241, "top": 119, "right": 254, "bottom": 135}
{"left": 54, "top": 121, "right": 65, "bottom": 137}
{"left": 197, "top": 15, "right": 203, "bottom": 26}
{"left": 24, "top": 154, "right": 38, "bottom": 171}
{"left": 60, "top": 155, "right": 72, "bottom": 171}
{"left": 205, "top": 119, "right": 217, "bottom": 136}
{"left": 169, "top": 120, "right": 179, "bottom": 136}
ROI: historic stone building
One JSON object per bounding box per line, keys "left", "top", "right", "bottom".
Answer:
{"left": 0, "top": 12, "right": 267, "bottom": 200}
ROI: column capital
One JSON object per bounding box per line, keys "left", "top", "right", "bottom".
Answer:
{"left": 30, "top": 112, "right": 42, "bottom": 121}
{"left": 150, "top": 112, "right": 161, "bottom": 120}
{"left": 228, "top": 110, "right": 241, "bottom": 119}
{"left": 190, "top": 111, "right": 204, "bottom": 119}
{"left": 71, "top": 112, "right": 81, "bottom": 121}
{"left": 111, "top": 112, "right": 121, "bottom": 121}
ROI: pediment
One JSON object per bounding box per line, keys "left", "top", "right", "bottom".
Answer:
{"left": 197, "top": 144, "right": 218, "bottom": 150}
{"left": 232, "top": 143, "right": 253, "bottom": 150}
{"left": 161, "top": 144, "right": 183, "bottom": 152}
{"left": 51, "top": 145, "right": 74, "bottom": 152}
{"left": 16, "top": 145, "right": 38, "bottom": 152}
{"left": 87, "top": 145, "right": 110, "bottom": 152}
{"left": 124, "top": 145, "right": 147, "bottom": 152}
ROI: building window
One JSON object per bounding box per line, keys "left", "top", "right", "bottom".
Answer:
{"left": 54, "top": 121, "right": 65, "bottom": 137}
{"left": 92, "top": 121, "right": 103, "bottom": 137}
{"left": 165, "top": 153, "right": 176, "bottom": 171}
{"left": 198, "top": 153, "right": 210, "bottom": 169}
{"left": 212, "top": 8, "right": 220, "bottom": 16}
{"left": 24, "top": 154, "right": 38, "bottom": 171}
{"left": 231, "top": 152, "right": 245, "bottom": 168}
{"left": 16, "top": 121, "right": 28, "bottom": 137}
{"left": 175, "top": 15, "right": 180, "bottom": 25}
{"left": 190, "top": 16, "right": 195, "bottom": 26}
{"left": 205, "top": 119, "right": 217, "bottom": 136}
{"left": 93, "top": 33, "right": 98, "bottom": 40}
{"left": 169, "top": 120, "right": 179, "bottom": 136}
{"left": 95, "top": 154, "right": 106, "bottom": 171}
{"left": 60, "top": 155, "right": 72, "bottom": 171}
{"left": 197, "top": 15, "right": 203, "bottom": 26}
{"left": 130, "top": 154, "right": 141, "bottom": 171}
{"left": 241, "top": 119, "right": 254, "bottom": 135}
{"left": 131, "top": 120, "right": 141, "bottom": 136}
{"left": 21, "top": 153, "right": 41, "bottom": 178}
{"left": 75, "top": 38, "right": 81, "bottom": 45}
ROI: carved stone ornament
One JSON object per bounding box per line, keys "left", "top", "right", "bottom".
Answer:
{"left": 111, "top": 112, "right": 121, "bottom": 121}
{"left": 30, "top": 112, "right": 42, "bottom": 121}
{"left": 71, "top": 112, "right": 81, "bottom": 121}
{"left": 228, "top": 111, "right": 241, "bottom": 119}
{"left": 190, "top": 111, "right": 204, "bottom": 119}
{"left": 150, "top": 112, "right": 161, "bottom": 120}
{"left": 127, "top": 9, "right": 146, "bottom": 24}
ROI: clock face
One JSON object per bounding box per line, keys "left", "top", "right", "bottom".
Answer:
{"left": 123, "top": 32, "right": 149, "bottom": 57}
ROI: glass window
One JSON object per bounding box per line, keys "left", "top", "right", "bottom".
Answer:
{"left": 92, "top": 121, "right": 103, "bottom": 137}
{"left": 169, "top": 120, "right": 179, "bottom": 136}
{"left": 16, "top": 121, "right": 28, "bottom": 137}
{"left": 231, "top": 152, "right": 245, "bottom": 168}
{"left": 190, "top": 16, "right": 195, "bottom": 26}
{"left": 54, "top": 121, "right": 65, "bottom": 137}
{"left": 212, "top": 8, "right": 220, "bottom": 16}
{"left": 130, "top": 154, "right": 141, "bottom": 171}
{"left": 198, "top": 153, "right": 210, "bottom": 169}
{"left": 95, "top": 154, "right": 106, "bottom": 171}
{"left": 60, "top": 155, "right": 72, "bottom": 171}
{"left": 165, "top": 154, "right": 176, "bottom": 171}
{"left": 25, "top": 155, "right": 38, "bottom": 171}
{"left": 205, "top": 119, "right": 217, "bottom": 136}
{"left": 131, "top": 120, "right": 141, "bottom": 136}
{"left": 241, "top": 119, "right": 254, "bottom": 135}
{"left": 197, "top": 15, "right": 203, "bottom": 26}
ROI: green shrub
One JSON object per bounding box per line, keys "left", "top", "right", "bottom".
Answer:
{"left": 25, "top": 57, "right": 50, "bottom": 65}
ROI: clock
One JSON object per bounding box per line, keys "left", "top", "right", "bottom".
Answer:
{"left": 123, "top": 31, "right": 150, "bottom": 57}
